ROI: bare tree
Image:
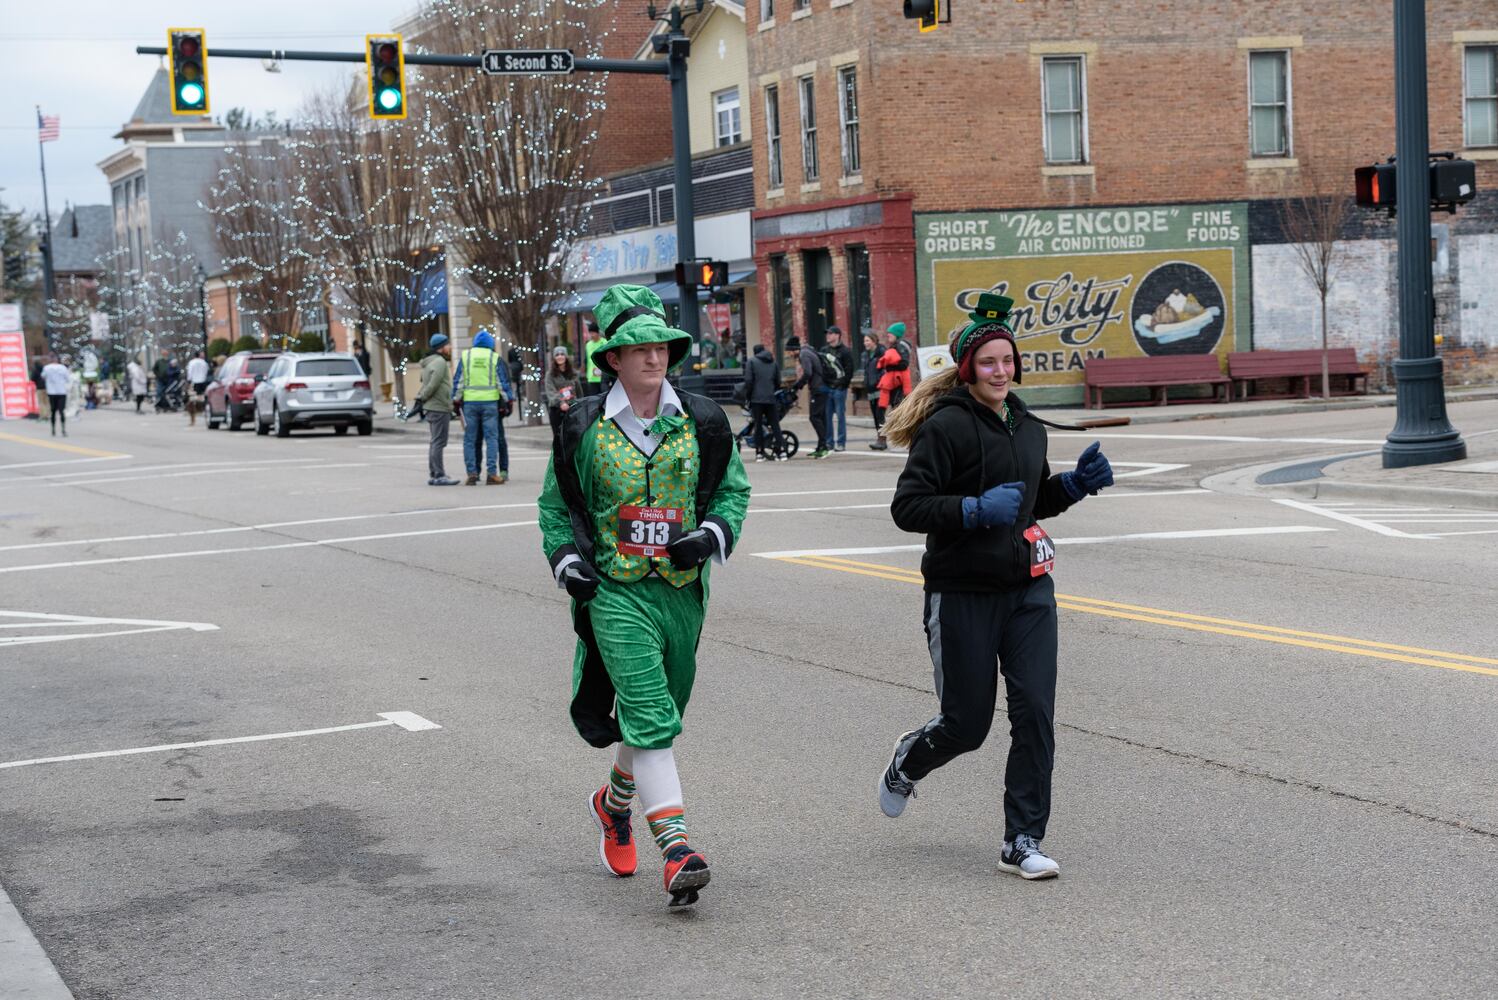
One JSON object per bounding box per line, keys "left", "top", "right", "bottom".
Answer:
{"left": 91, "top": 231, "right": 204, "bottom": 365}
{"left": 1276, "top": 150, "right": 1354, "bottom": 399}
{"left": 295, "top": 88, "right": 445, "bottom": 409}
{"left": 413, "top": 0, "right": 608, "bottom": 418}
{"left": 204, "top": 139, "right": 324, "bottom": 348}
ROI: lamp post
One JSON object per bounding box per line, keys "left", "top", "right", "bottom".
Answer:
{"left": 195, "top": 264, "right": 209, "bottom": 355}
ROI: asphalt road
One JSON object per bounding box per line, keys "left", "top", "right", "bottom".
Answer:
{"left": 2, "top": 399, "right": 1496, "bottom": 999}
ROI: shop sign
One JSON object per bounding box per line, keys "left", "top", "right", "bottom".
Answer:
{"left": 916, "top": 203, "right": 1250, "bottom": 393}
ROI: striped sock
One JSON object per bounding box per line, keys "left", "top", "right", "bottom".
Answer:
{"left": 647, "top": 807, "right": 689, "bottom": 856}
{"left": 603, "top": 764, "right": 635, "bottom": 814}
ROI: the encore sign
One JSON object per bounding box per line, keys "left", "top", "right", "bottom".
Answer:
{"left": 480, "top": 49, "right": 575, "bottom": 75}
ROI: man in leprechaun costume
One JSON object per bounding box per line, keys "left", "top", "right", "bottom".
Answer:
{"left": 538, "top": 283, "right": 751, "bottom": 908}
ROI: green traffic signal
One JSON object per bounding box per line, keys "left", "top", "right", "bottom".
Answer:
{"left": 366, "top": 34, "right": 407, "bottom": 120}
{"left": 168, "top": 28, "right": 209, "bottom": 114}
{"left": 377, "top": 88, "right": 401, "bottom": 112}
{"left": 179, "top": 82, "right": 205, "bottom": 107}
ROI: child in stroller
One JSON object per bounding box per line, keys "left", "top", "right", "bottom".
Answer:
{"left": 734, "top": 386, "right": 799, "bottom": 459}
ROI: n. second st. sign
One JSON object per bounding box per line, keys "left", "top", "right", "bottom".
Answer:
{"left": 480, "top": 49, "right": 574, "bottom": 75}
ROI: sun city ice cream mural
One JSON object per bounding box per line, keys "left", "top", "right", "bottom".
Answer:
{"left": 916, "top": 203, "right": 1251, "bottom": 402}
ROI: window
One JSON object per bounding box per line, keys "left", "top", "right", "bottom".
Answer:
{"left": 1249, "top": 50, "right": 1291, "bottom": 156}
{"left": 1466, "top": 46, "right": 1497, "bottom": 148}
{"left": 794, "top": 0, "right": 809, "bottom": 10}
{"left": 714, "top": 87, "right": 742, "bottom": 147}
{"left": 296, "top": 358, "right": 360, "bottom": 377}
{"left": 760, "top": 0, "right": 773, "bottom": 21}
{"left": 799, "top": 76, "right": 819, "bottom": 181}
{"left": 1041, "top": 56, "right": 1087, "bottom": 164}
{"left": 765, "top": 85, "right": 784, "bottom": 188}
{"left": 838, "top": 66, "right": 861, "bottom": 176}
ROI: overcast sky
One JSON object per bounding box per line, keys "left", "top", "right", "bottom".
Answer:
{"left": 2, "top": 1, "right": 416, "bottom": 221}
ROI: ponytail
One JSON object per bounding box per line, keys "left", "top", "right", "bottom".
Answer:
{"left": 885, "top": 367, "right": 961, "bottom": 448}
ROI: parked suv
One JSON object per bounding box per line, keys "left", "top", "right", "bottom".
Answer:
{"left": 253, "top": 352, "right": 375, "bottom": 437}
{"left": 206, "top": 351, "right": 280, "bottom": 431}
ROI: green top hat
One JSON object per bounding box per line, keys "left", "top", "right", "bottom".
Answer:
{"left": 591, "top": 283, "right": 693, "bottom": 377}
{"left": 953, "top": 292, "right": 1018, "bottom": 362}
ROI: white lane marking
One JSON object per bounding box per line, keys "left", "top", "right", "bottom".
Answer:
{"left": 1049, "top": 432, "right": 1387, "bottom": 445}
{"left": 52, "top": 463, "right": 369, "bottom": 487}
{"left": 1101, "top": 488, "right": 1212, "bottom": 497}
{"left": 1112, "top": 462, "right": 1189, "bottom": 479}
{"left": 752, "top": 488, "right": 892, "bottom": 498}
{"left": 1272, "top": 498, "right": 1436, "bottom": 539}
{"left": 0, "top": 502, "right": 543, "bottom": 553}
{"left": 0, "top": 711, "right": 442, "bottom": 770}
{"left": 0, "top": 455, "right": 131, "bottom": 471}
{"left": 0, "top": 882, "right": 72, "bottom": 1000}
{"left": 750, "top": 504, "right": 890, "bottom": 514}
{"left": 0, "top": 457, "right": 324, "bottom": 482}
{"left": 1427, "top": 528, "right": 1498, "bottom": 537}
{"left": 0, "top": 520, "right": 539, "bottom": 575}
{"left": 0, "top": 610, "right": 218, "bottom": 648}
{"left": 754, "top": 525, "right": 1335, "bottom": 558}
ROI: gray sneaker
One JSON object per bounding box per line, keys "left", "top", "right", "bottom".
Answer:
{"left": 998, "top": 833, "right": 1060, "bottom": 880}
{"left": 879, "top": 729, "right": 921, "bottom": 818}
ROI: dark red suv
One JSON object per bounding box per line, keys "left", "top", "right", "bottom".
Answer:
{"left": 206, "top": 352, "right": 280, "bottom": 431}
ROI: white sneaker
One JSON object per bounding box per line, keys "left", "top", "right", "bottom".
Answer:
{"left": 879, "top": 730, "right": 921, "bottom": 818}
{"left": 998, "top": 834, "right": 1059, "bottom": 880}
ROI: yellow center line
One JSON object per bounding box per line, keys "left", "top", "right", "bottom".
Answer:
{"left": 774, "top": 555, "right": 1498, "bottom": 679}
{"left": 0, "top": 431, "right": 128, "bottom": 459}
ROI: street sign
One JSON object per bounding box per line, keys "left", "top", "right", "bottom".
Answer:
{"left": 480, "top": 49, "right": 574, "bottom": 76}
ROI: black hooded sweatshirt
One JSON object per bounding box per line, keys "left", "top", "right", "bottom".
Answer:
{"left": 891, "top": 386, "right": 1077, "bottom": 593}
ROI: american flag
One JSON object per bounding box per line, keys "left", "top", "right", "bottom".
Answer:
{"left": 37, "top": 112, "right": 60, "bottom": 143}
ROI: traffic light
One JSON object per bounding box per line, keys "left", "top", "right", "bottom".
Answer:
{"left": 167, "top": 28, "right": 209, "bottom": 115}
{"left": 1354, "top": 162, "right": 1397, "bottom": 208}
{"left": 1355, "top": 157, "right": 1477, "bottom": 213}
{"left": 675, "top": 259, "right": 728, "bottom": 288}
{"left": 903, "top": 0, "right": 939, "bottom": 32}
{"left": 366, "top": 35, "right": 407, "bottom": 120}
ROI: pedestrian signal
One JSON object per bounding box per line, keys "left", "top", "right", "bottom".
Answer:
{"left": 1354, "top": 162, "right": 1397, "bottom": 208}
{"left": 675, "top": 260, "right": 728, "bottom": 289}
{"left": 366, "top": 35, "right": 407, "bottom": 120}
{"left": 903, "top": 0, "right": 939, "bottom": 32}
{"left": 1355, "top": 158, "right": 1477, "bottom": 214}
{"left": 168, "top": 29, "right": 209, "bottom": 115}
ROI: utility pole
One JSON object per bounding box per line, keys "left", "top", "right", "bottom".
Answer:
{"left": 1383, "top": 0, "right": 1465, "bottom": 468}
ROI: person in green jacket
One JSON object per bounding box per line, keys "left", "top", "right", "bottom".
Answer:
{"left": 417, "top": 334, "right": 458, "bottom": 486}
{"left": 538, "top": 283, "right": 751, "bottom": 908}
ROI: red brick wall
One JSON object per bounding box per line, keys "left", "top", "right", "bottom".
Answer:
{"left": 592, "top": 3, "right": 675, "bottom": 176}
{"left": 746, "top": 0, "right": 1498, "bottom": 213}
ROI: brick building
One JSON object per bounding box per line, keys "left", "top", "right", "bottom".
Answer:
{"left": 746, "top": 0, "right": 1498, "bottom": 402}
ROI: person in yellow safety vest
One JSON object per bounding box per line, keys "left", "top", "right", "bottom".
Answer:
{"left": 582, "top": 321, "right": 606, "bottom": 396}
{"left": 451, "top": 328, "right": 513, "bottom": 485}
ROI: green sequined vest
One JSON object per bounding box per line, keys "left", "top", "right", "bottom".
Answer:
{"left": 582, "top": 416, "right": 702, "bottom": 588}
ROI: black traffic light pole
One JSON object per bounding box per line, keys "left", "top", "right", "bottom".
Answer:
{"left": 137, "top": 16, "right": 707, "bottom": 380}
{"left": 1383, "top": 0, "right": 1465, "bottom": 468}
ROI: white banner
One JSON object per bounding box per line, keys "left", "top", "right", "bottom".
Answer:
{"left": 0, "top": 302, "right": 21, "bottom": 333}
{"left": 917, "top": 345, "right": 955, "bottom": 378}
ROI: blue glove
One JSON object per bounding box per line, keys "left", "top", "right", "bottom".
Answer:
{"left": 962, "top": 481, "right": 1026, "bottom": 529}
{"left": 1062, "top": 441, "right": 1114, "bottom": 500}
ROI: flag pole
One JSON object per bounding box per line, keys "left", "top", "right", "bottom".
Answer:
{"left": 35, "top": 105, "right": 57, "bottom": 350}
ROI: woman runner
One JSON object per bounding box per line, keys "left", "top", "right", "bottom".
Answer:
{"left": 876, "top": 292, "right": 1115, "bottom": 880}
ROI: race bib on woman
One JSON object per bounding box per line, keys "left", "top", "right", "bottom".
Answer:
{"left": 1023, "top": 525, "right": 1056, "bottom": 577}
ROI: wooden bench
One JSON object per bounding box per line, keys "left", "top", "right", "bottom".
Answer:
{"left": 1083, "top": 356, "right": 1231, "bottom": 410}
{"left": 1228, "top": 349, "right": 1369, "bottom": 400}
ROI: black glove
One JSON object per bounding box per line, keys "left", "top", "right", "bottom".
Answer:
{"left": 666, "top": 528, "right": 717, "bottom": 569}
{"left": 560, "top": 561, "right": 600, "bottom": 603}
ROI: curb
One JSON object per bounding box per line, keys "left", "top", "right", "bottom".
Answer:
{"left": 1200, "top": 452, "right": 1498, "bottom": 512}
{"left": 0, "top": 881, "right": 73, "bottom": 999}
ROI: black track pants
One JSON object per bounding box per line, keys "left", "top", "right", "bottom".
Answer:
{"left": 898, "top": 576, "right": 1058, "bottom": 841}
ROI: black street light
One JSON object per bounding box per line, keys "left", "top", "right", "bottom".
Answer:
{"left": 1383, "top": 0, "right": 1466, "bottom": 468}
{"left": 195, "top": 264, "right": 208, "bottom": 355}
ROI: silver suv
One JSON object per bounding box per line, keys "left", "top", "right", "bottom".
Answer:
{"left": 253, "top": 352, "right": 375, "bottom": 437}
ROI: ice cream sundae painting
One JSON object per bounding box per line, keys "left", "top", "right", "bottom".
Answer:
{"left": 1129, "top": 262, "right": 1227, "bottom": 357}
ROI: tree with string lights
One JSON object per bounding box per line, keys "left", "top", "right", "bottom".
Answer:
{"left": 412, "top": 0, "right": 609, "bottom": 422}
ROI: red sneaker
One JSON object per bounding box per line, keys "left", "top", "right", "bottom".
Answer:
{"left": 588, "top": 788, "right": 637, "bottom": 877}
{"left": 662, "top": 844, "right": 710, "bottom": 907}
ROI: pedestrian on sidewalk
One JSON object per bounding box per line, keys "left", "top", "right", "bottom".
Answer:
{"left": 417, "top": 334, "right": 459, "bottom": 486}
{"left": 354, "top": 340, "right": 372, "bottom": 376}
{"left": 788, "top": 335, "right": 830, "bottom": 458}
{"left": 453, "top": 328, "right": 511, "bottom": 485}
{"left": 185, "top": 350, "right": 210, "bottom": 427}
{"left": 821, "top": 326, "right": 854, "bottom": 452}
{"left": 742, "top": 342, "right": 784, "bottom": 461}
{"left": 582, "top": 321, "right": 606, "bottom": 397}
{"left": 41, "top": 353, "right": 71, "bottom": 437}
{"left": 127, "top": 356, "right": 147, "bottom": 413}
{"left": 862, "top": 333, "right": 887, "bottom": 449}
{"left": 544, "top": 345, "right": 581, "bottom": 451}
{"left": 881, "top": 323, "right": 914, "bottom": 409}
{"left": 870, "top": 335, "right": 910, "bottom": 451}
{"left": 537, "top": 282, "right": 751, "bottom": 908}
{"left": 876, "top": 292, "right": 1115, "bottom": 882}
{"left": 153, "top": 352, "right": 175, "bottom": 411}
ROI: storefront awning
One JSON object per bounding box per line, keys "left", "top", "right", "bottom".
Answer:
{"left": 543, "top": 285, "right": 611, "bottom": 315}
{"left": 726, "top": 268, "right": 755, "bottom": 287}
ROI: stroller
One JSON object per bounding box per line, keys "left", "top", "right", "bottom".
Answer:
{"left": 734, "top": 387, "right": 800, "bottom": 459}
